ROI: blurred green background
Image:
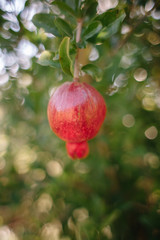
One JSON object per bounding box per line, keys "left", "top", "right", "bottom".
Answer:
{"left": 0, "top": 0, "right": 160, "bottom": 239}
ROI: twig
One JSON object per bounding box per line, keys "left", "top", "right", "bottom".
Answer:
{"left": 110, "top": 1, "right": 160, "bottom": 57}
{"left": 74, "top": 18, "right": 83, "bottom": 82}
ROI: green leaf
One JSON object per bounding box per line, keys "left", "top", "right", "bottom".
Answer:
{"left": 37, "top": 59, "right": 60, "bottom": 68}
{"left": 77, "top": 41, "right": 87, "bottom": 49}
{"left": 59, "top": 37, "right": 73, "bottom": 76}
{"left": 85, "top": 1, "right": 98, "bottom": 19}
{"left": 81, "top": 64, "right": 102, "bottom": 81}
{"left": 83, "top": 21, "right": 102, "bottom": 40}
{"left": 51, "top": 1, "right": 77, "bottom": 18}
{"left": 97, "top": 12, "right": 126, "bottom": 41}
{"left": 0, "top": 10, "right": 5, "bottom": 24}
{"left": 0, "top": 36, "right": 14, "bottom": 50}
{"left": 32, "top": 13, "right": 60, "bottom": 36}
{"left": 75, "top": 0, "right": 81, "bottom": 10}
{"left": 37, "top": 51, "right": 60, "bottom": 68}
{"left": 54, "top": 18, "right": 73, "bottom": 37}
{"left": 102, "top": 210, "right": 121, "bottom": 226}
{"left": 94, "top": 9, "right": 119, "bottom": 26}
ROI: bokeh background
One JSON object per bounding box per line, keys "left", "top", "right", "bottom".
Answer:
{"left": 0, "top": 0, "right": 160, "bottom": 239}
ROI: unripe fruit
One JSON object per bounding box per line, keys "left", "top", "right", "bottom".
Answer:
{"left": 47, "top": 81, "right": 106, "bottom": 159}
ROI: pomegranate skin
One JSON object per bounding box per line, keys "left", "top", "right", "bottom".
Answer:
{"left": 47, "top": 81, "right": 107, "bottom": 143}
{"left": 66, "top": 141, "right": 89, "bottom": 159}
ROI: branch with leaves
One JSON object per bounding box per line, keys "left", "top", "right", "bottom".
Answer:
{"left": 32, "top": 0, "right": 160, "bottom": 86}
{"left": 32, "top": 0, "right": 127, "bottom": 83}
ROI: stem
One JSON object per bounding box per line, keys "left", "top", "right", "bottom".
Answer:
{"left": 74, "top": 18, "right": 83, "bottom": 82}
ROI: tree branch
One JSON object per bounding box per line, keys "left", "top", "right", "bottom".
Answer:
{"left": 74, "top": 18, "right": 83, "bottom": 82}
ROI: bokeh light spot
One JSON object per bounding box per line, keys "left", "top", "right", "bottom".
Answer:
{"left": 89, "top": 47, "right": 99, "bottom": 61}
{"left": 18, "top": 74, "right": 32, "bottom": 88}
{"left": 46, "top": 160, "right": 63, "bottom": 177}
{"left": 0, "top": 134, "right": 9, "bottom": 152}
{"left": 14, "top": 145, "right": 37, "bottom": 174}
{"left": 122, "top": 114, "right": 135, "bottom": 128}
{"left": 145, "top": 0, "right": 154, "bottom": 12}
{"left": 41, "top": 221, "right": 62, "bottom": 240}
{"left": 37, "top": 193, "right": 53, "bottom": 213}
{"left": 121, "top": 24, "right": 131, "bottom": 35}
{"left": 145, "top": 126, "right": 158, "bottom": 140}
{"left": 120, "top": 55, "right": 134, "bottom": 69}
{"left": 114, "top": 74, "right": 128, "bottom": 87}
{"left": 0, "top": 73, "right": 9, "bottom": 86}
{"left": 151, "top": 10, "right": 160, "bottom": 20}
{"left": 147, "top": 32, "right": 160, "bottom": 45}
{"left": 97, "top": 0, "right": 118, "bottom": 13}
{"left": 74, "top": 161, "right": 90, "bottom": 174}
{"left": 73, "top": 208, "right": 89, "bottom": 222}
{"left": 17, "top": 39, "right": 38, "bottom": 58}
{"left": 142, "top": 96, "right": 156, "bottom": 111}
{"left": 102, "top": 225, "right": 113, "bottom": 239}
{"left": 134, "top": 68, "right": 147, "bottom": 82}
{"left": 0, "top": 226, "right": 18, "bottom": 240}
{"left": 32, "top": 168, "right": 46, "bottom": 181}
{"left": 144, "top": 152, "right": 160, "bottom": 169}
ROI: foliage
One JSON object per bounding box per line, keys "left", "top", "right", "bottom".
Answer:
{"left": 0, "top": 0, "right": 160, "bottom": 239}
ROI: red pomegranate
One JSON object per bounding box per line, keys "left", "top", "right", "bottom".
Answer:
{"left": 47, "top": 81, "right": 106, "bottom": 159}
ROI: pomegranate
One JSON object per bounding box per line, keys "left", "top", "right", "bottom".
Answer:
{"left": 47, "top": 81, "right": 106, "bottom": 159}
